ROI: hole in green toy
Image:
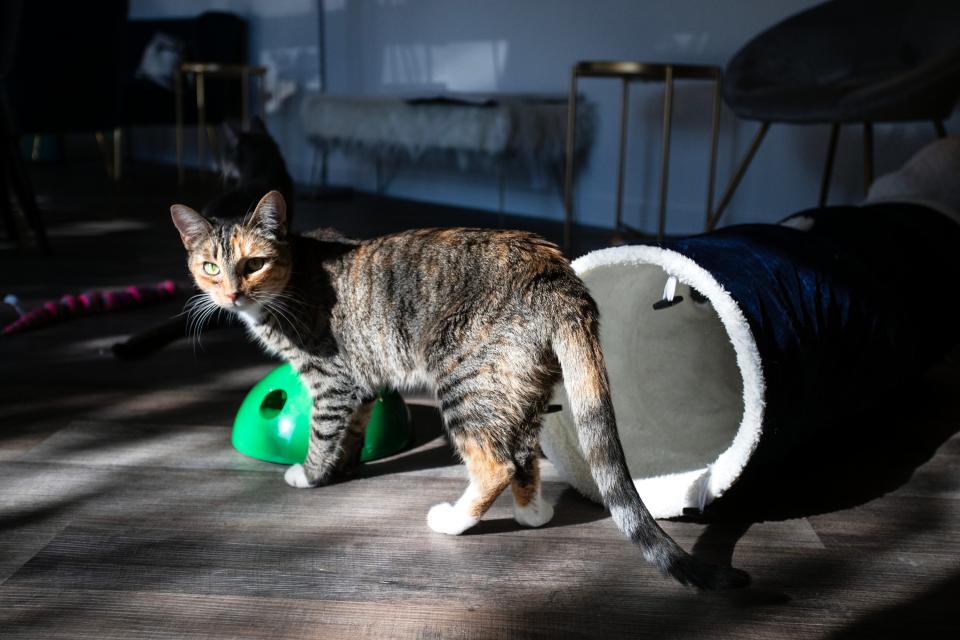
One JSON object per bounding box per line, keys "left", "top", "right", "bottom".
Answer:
{"left": 260, "top": 389, "right": 287, "bottom": 419}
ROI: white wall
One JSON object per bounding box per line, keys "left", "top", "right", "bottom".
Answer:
{"left": 131, "top": 0, "right": 960, "bottom": 232}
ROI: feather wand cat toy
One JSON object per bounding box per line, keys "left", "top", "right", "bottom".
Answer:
{"left": 2, "top": 281, "right": 177, "bottom": 335}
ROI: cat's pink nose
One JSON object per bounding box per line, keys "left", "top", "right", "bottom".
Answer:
{"left": 226, "top": 292, "right": 240, "bottom": 303}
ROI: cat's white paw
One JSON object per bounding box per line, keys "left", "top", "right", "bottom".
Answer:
{"left": 284, "top": 464, "right": 316, "bottom": 488}
{"left": 427, "top": 502, "right": 479, "bottom": 535}
{"left": 514, "top": 496, "right": 554, "bottom": 528}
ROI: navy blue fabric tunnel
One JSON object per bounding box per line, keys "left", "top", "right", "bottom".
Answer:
{"left": 541, "top": 203, "right": 960, "bottom": 517}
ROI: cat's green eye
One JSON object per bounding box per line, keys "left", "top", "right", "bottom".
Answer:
{"left": 202, "top": 261, "right": 220, "bottom": 276}
{"left": 244, "top": 257, "right": 266, "bottom": 274}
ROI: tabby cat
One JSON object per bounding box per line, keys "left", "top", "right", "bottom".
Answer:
{"left": 170, "top": 191, "right": 749, "bottom": 590}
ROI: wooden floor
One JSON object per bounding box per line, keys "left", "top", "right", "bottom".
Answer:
{"left": 1, "top": 163, "right": 959, "bottom": 638}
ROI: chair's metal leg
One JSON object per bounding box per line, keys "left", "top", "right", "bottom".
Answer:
{"left": 656, "top": 66, "right": 675, "bottom": 241}
{"left": 863, "top": 121, "right": 874, "bottom": 193}
{"left": 562, "top": 68, "right": 578, "bottom": 253}
{"left": 175, "top": 69, "right": 184, "bottom": 186}
{"left": 0, "top": 89, "right": 45, "bottom": 252}
{"left": 30, "top": 134, "right": 41, "bottom": 161}
{"left": 707, "top": 121, "right": 770, "bottom": 230}
{"left": 934, "top": 119, "right": 947, "bottom": 139}
{"left": 196, "top": 71, "right": 207, "bottom": 170}
{"left": 704, "top": 74, "right": 721, "bottom": 232}
{"left": 819, "top": 123, "right": 840, "bottom": 207}
{"left": 94, "top": 131, "right": 113, "bottom": 178}
{"left": 112, "top": 127, "right": 122, "bottom": 181}
{"left": 614, "top": 77, "right": 630, "bottom": 238}
{"left": 0, "top": 164, "right": 23, "bottom": 249}
{"left": 5, "top": 133, "right": 49, "bottom": 253}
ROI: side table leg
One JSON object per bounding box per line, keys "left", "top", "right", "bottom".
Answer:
{"left": 705, "top": 75, "right": 721, "bottom": 232}
{"left": 113, "top": 127, "right": 122, "bottom": 181}
{"left": 196, "top": 72, "right": 206, "bottom": 170}
{"left": 613, "top": 77, "right": 630, "bottom": 241}
{"left": 657, "top": 66, "right": 675, "bottom": 241}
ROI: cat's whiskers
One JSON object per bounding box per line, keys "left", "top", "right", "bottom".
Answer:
{"left": 261, "top": 303, "right": 301, "bottom": 346}
{"left": 267, "top": 291, "right": 309, "bottom": 314}
{"left": 263, "top": 294, "right": 309, "bottom": 345}
{"left": 265, "top": 302, "right": 306, "bottom": 345}
{"left": 182, "top": 296, "right": 207, "bottom": 337}
{"left": 187, "top": 304, "right": 211, "bottom": 349}
{"left": 180, "top": 293, "right": 209, "bottom": 317}
{"left": 184, "top": 294, "right": 220, "bottom": 352}
{"left": 277, "top": 303, "right": 311, "bottom": 341}
{"left": 269, "top": 289, "right": 310, "bottom": 320}
{"left": 191, "top": 311, "right": 212, "bottom": 351}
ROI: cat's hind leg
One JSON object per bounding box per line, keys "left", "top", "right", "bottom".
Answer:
{"left": 511, "top": 448, "right": 553, "bottom": 528}
{"left": 427, "top": 437, "right": 513, "bottom": 535}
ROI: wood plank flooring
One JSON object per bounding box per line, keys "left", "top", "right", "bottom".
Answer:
{"left": 1, "top": 163, "right": 958, "bottom": 638}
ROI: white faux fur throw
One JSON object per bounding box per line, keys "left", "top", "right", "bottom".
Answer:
{"left": 300, "top": 93, "right": 596, "bottom": 184}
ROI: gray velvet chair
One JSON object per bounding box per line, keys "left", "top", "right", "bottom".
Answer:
{"left": 708, "top": 0, "right": 960, "bottom": 229}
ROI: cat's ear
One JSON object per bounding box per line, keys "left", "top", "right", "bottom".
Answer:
{"left": 245, "top": 190, "right": 287, "bottom": 238}
{"left": 170, "top": 204, "right": 213, "bottom": 249}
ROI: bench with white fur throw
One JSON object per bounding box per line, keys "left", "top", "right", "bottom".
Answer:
{"left": 300, "top": 93, "right": 596, "bottom": 196}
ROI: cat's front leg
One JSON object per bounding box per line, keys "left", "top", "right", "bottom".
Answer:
{"left": 284, "top": 371, "right": 361, "bottom": 489}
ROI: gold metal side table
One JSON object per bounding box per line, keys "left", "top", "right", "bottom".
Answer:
{"left": 563, "top": 61, "right": 722, "bottom": 251}
{"left": 175, "top": 62, "right": 268, "bottom": 184}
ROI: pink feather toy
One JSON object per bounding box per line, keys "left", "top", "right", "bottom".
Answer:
{"left": 2, "top": 280, "right": 178, "bottom": 335}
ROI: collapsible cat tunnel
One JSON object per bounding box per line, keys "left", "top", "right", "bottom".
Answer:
{"left": 541, "top": 203, "right": 960, "bottom": 518}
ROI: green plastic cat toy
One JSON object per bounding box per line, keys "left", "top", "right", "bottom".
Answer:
{"left": 233, "top": 363, "right": 412, "bottom": 465}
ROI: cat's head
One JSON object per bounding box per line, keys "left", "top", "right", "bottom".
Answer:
{"left": 170, "top": 190, "right": 292, "bottom": 322}
{"left": 221, "top": 116, "right": 287, "bottom": 182}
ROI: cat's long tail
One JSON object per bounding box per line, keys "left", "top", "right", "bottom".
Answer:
{"left": 552, "top": 318, "right": 750, "bottom": 590}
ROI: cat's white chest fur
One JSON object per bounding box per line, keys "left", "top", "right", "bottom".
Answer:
{"left": 236, "top": 305, "right": 263, "bottom": 328}
{"left": 236, "top": 305, "right": 270, "bottom": 344}
{"left": 239, "top": 305, "right": 294, "bottom": 358}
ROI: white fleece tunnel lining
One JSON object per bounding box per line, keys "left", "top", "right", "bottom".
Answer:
{"left": 541, "top": 246, "right": 766, "bottom": 518}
